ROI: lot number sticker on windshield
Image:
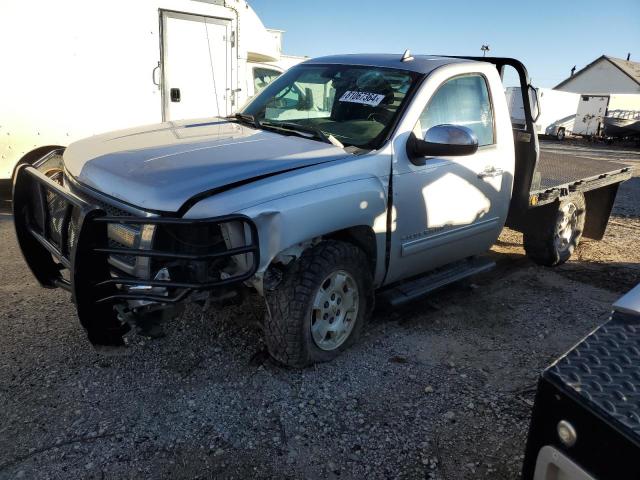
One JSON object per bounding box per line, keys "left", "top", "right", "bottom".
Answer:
{"left": 339, "top": 91, "right": 386, "bottom": 107}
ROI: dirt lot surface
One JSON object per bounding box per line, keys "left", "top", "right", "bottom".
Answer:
{"left": 0, "top": 141, "right": 638, "bottom": 480}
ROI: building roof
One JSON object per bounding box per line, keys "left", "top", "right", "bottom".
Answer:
{"left": 608, "top": 57, "right": 640, "bottom": 84}
{"left": 555, "top": 55, "right": 640, "bottom": 89}
{"left": 303, "top": 54, "right": 472, "bottom": 74}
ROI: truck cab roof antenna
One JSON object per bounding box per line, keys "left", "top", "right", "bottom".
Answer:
{"left": 401, "top": 49, "right": 414, "bottom": 62}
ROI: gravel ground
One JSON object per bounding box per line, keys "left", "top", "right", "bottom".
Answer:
{"left": 0, "top": 140, "right": 638, "bottom": 480}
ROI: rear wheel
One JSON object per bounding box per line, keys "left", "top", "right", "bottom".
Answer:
{"left": 523, "top": 193, "right": 586, "bottom": 266}
{"left": 264, "top": 240, "right": 373, "bottom": 367}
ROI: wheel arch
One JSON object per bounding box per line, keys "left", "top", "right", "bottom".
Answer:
{"left": 2, "top": 145, "right": 65, "bottom": 199}
{"left": 262, "top": 225, "right": 379, "bottom": 283}
{"left": 264, "top": 224, "right": 382, "bottom": 288}
{"left": 12, "top": 145, "right": 65, "bottom": 179}
{"left": 324, "top": 225, "right": 378, "bottom": 276}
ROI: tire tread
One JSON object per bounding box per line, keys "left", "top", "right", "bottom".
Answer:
{"left": 264, "top": 240, "right": 371, "bottom": 367}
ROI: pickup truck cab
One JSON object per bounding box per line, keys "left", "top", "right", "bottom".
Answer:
{"left": 13, "top": 54, "right": 632, "bottom": 366}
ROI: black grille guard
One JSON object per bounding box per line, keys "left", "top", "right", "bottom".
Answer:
{"left": 13, "top": 164, "right": 260, "bottom": 308}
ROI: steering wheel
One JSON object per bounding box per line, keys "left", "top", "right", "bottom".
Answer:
{"left": 367, "top": 110, "right": 393, "bottom": 124}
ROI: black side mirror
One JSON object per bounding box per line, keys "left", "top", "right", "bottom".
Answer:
{"left": 304, "top": 87, "right": 314, "bottom": 110}
{"left": 528, "top": 85, "right": 541, "bottom": 122}
{"left": 406, "top": 124, "right": 479, "bottom": 166}
{"left": 296, "top": 87, "right": 314, "bottom": 110}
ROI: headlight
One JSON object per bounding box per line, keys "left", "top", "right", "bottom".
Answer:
{"left": 107, "top": 223, "right": 138, "bottom": 248}
{"left": 106, "top": 223, "right": 155, "bottom": 278}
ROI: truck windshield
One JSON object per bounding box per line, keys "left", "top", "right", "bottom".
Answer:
{"left": 240, "top": 64, "right": 421, "bottom": 149}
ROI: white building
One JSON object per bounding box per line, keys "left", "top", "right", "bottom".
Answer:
{"left": 554, "top": 55, "right": 640, "bottom": 94}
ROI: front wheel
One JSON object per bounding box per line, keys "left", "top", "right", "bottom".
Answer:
{"left": 264, "top": 240, "right": 373, "bottom": 367}
{"left": 523, "top": 193, "right": 586, "bottom": 266}
{"left": 556, "top": 128, "right": 566, "bottom": 141}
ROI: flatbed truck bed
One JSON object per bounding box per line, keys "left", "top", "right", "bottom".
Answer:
{"left": 530, "top": 151, "right": 632, "bottom": 204}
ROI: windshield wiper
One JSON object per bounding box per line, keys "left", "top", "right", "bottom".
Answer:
{"left": 228, "top": 113, "right": 262, "bottom": 129}
{"left": 261, "top": 121, "right": 344, "bottom": 148}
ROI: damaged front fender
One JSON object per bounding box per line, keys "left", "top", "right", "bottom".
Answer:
{"left": 240, "top": 177, "right": 389, "bottom": 291}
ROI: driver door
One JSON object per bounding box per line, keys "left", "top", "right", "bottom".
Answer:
{"left": 385, "top": 74, "right": 510, "bottom": 284}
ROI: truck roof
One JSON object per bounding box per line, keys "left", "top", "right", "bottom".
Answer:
{"left": 303, "top": 54, "right": 473, "bottom": 74}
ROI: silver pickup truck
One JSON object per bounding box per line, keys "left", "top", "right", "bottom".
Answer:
{"left": 12, "top": 54, "right": 632, "bottom": 366}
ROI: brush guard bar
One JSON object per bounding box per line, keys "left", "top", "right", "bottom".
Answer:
{"left": 13, "top": 163, "right": 259, "bottom": 345}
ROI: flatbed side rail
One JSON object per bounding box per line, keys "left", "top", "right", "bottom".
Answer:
{"left": 529, "top": 166, "right": 632, "bottom": 206}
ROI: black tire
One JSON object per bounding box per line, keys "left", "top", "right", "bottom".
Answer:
{"left": 264, "top": 240, "right": 373, "bottom": 367}
{"left": 523, "top": 193, "right": 586, "bottom": 267}
{"left": 556, "top": 128, "right": 565, "bottom": 141}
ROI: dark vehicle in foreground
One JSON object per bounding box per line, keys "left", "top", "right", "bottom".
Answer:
{"left": 523, "top": 284, "right": 640, "bottom": 480}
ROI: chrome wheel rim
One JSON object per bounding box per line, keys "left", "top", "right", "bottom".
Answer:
{"left": 311, "top": 270, "right": 359, "bottom": 351}
{"left": 554, "top": 203, "right": 578, "bottom": 253}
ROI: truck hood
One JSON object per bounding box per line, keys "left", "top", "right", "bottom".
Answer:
{"left": 64, "top": 118, "right": 350, "bottom": 212}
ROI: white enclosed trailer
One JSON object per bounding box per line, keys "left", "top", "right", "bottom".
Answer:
{"left": 573, "top": 95, "right": 610, "bottom": 136}
{"left": 573, "top": 93, "right": 640, "bottom": 136}
{"left": 0, "top": 0, "right": 291, "bottom": 187}
{"left": 506, "top": 87, "right": 579, "bottom": 139}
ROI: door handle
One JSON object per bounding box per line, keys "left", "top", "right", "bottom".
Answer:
{"left": 478, "top": 167, "right": 504, "bottom": 179}
{"left": 170, "top": 88, "right": 181, "bottom": 103}
{"left": 152, "top": 61, "right": 161, "bottom": 87}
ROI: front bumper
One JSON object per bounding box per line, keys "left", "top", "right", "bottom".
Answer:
{"left": 12, "top": 159, "right": 259, "bottom": 345}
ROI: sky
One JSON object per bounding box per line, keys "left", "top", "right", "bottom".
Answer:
{"left": 249, "top": 0, "right": 640, "bottom": 88}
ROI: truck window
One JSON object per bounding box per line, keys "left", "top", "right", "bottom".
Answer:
{"left": 253, "top": 67, "right": 281, "bottom": 93}
{"left": 242, "top": 65, "right": 420, "bottom": 149}
{"left": 264, "top": 74, "right": 334, "bottom": 119}
{"left": 416, "top": 74, "right": 494, "bottom": 146}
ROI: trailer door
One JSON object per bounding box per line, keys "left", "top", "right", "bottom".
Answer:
{"left": 573, "top": 95, "right": 609, "bottom": 136}
{"left": 161, "top": 11, "right": 231, "bottom": 121}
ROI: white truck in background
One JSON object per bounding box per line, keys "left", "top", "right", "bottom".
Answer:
{"left": 506, "top": 87, "right": 579, "bottom": 140}
{"left": 0, "top": 0, "right": 298, "bottom": 195}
